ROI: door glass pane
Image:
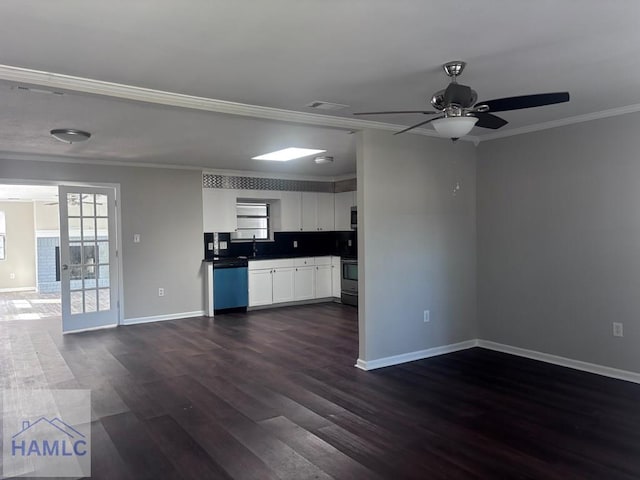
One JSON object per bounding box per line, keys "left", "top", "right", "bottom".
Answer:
{"left": 95, "top": 195, "right": 108, "bottom": 217}
{"left": 97, "top": 242, "right": 109, "bottom": 263}
{"left": 98, "top": 289, "right": 110, "bottom": 311}
{"left": 71, "top": 291, "right": 83, "bottom": 314}
{"left": 83, "top": 266, "right": 97, "bottom": 289}
{"left": 98, "top": 265, "right": 110, "bottom": 288}
{"left": 82, "top": 218, "right": 96, "bottom": 240}
{"left": 96, "top": 218, "right": 109, "bottom": 239}
{"left": 84, "top": 289, "right": 97, "bottom": 313}
{"left": 82, "top": 194, "right": 95, "bottom": 217}
{"left": 67, "top": 193, "right": 81, "bottom": 216}
{"left": 68, "top": 218, "right": 81, "bottom": 240}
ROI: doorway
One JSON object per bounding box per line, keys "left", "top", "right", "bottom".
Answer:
{"left": 0, "top": 182, "right": 121, "bottom": 333}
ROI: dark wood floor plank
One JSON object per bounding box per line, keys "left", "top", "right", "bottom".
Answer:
{"left": 100, "top": 411, "right": 182, "bottom": 480}
{"left": 259, "top": 415, "right": 383, "bottom": 480}
{"left": 3, "top": 298, "right": 640, "bottom": 479}
{"left": 144, "top": 414, "right": 234, "bottom": 480}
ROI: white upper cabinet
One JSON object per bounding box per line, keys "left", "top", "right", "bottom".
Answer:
{"left": 279, "top": 191, "right": 303, "bottom": 232}
{"left": 301, "top": 192, "right": 335, "bottom": 231}
{"left": 203, "top": 188, "right": 238, "bottom": 233}
{"left": 203, "top": 180, "right": 356, "bottom": 233}
{"left": 301, "top": 192, "right": 317, "bottom": 231}
{"left": 334, "top": 191, "right": 355, "bottom": 231}
{"left": 317, "top": 193, "right": 335, "bottom": 231}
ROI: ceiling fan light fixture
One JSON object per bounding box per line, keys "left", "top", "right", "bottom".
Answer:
{"left": 50, "top": 128, "right": 91, "bottom": 144}
{"left": 432, "top": 116, "right": 478, "bottom": 138}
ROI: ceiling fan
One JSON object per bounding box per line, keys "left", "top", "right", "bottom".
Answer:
{"left": 354, "top": 61, "right": 569, "bottom": 138}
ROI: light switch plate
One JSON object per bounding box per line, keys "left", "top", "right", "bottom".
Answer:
{"left": 293, "top": 241, "right": 298, "bottom": 248}
{"left": 133, "top": 234, "right": 141, "bottom": 243}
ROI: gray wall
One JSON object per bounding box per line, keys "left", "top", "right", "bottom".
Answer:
{"left": 0, "top": 158, "right": 204, "bottom": 320}
{"left": 0, "top": 201, "right": 36, "bottom": 289}
{"left": 477, "top": 112, "right": 640, "bottom": 372}
{"left": 357, "top": 130, "right": 477, "bottom": 362}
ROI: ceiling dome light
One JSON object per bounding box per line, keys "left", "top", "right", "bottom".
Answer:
{"left": 432, "top": 116, "right": 478, "bottom": 138}
{"left": 50, "top": 129, "right": 91, "bottom": 144}
{"left": 313, "top": 156, "right": 334, "bottom": 164}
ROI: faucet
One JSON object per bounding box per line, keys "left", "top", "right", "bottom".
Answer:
{"left": 252, "top": 235, "right": 257, "bottom": 258}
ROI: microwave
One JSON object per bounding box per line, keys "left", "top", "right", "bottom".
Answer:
{"left": 350, "top": 207, "right": 357, "bottom": 230}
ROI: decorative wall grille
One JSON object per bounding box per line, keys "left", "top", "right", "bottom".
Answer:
{"left": 203, "top": 174, "right": 339, "bottom": 193}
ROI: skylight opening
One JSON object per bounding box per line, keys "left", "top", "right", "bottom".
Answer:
{"left": 252, "top": 147, "right": 326, "bottom": 162}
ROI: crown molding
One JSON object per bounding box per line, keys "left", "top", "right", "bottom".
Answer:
{"left": 0, "top": 63, "right": 476, "bottom": 142}
{"left": 0, "top": 151, "right": 205, "bottom": 171}
{"left": 477, "top": 103, "right": 640, "bottom": 142}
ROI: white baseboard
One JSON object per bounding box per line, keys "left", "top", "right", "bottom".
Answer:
{"left": 63, "top": 324, "right": 118, "bottom": 335}
{"left": 122, "top": 310, "right": 205, "bottom": 326}
{"left": 0, "top": 286, "right": 36, "bottom": 293}
{"left": 355, "top": 339, "right": 479, "bottom": 371}
{"left": 477, "top": 339, "right": 640, "bottom": 385}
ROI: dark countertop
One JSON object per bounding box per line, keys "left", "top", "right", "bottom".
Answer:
{"left": 203, "top": 253, "right": 345, "bottom": 263}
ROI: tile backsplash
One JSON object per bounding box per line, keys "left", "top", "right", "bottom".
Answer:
{"left": 204, "top": 231, "right": 356, "bottom": 260}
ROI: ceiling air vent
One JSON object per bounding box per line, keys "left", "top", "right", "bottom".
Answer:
{"left": 14, "top": 85, "right": 64, "bottom": 96}
{"left": 305, "top": 101, "right": 349, "bottom": 111}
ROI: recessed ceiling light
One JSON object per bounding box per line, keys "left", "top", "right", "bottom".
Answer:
{"left": 50, "top": 129, "right": 91, "bottom": 144}
{"left": 252, "top": 147, "right": 326, "bottom": 162}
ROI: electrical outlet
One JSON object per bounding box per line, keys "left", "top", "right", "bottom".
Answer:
{"left": 293, "top": 241, "right": 298, "bottom": 248}
{"left": 424, "top": 310, "right": 430, "bottom": 322}
{"left": 613, "top": 322, "right": 624, "bottom": 337}
{"left": 133, "top": 234, "right": 141, "bottom": 243}
{"left": 158, "top": 288, "right": 165, "bottom": 297}
{"left": 208, "top": 242, "right": 214, "bottom": 250}
{"left": 9, "top": 273, "right": 15, "bottom": 280}
{"left": 219, "top": 241, "right": 228, "bottom": 250}
{"left": 348, "top": 239, "right": 352, "bottom": 247}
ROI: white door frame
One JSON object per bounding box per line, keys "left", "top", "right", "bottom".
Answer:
{"left": 0, "top": 178, "right": 125, "bottom": 328}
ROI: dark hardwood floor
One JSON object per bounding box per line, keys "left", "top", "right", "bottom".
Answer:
{"left": 2, "top": 302, "right": 640, "bottom": 479}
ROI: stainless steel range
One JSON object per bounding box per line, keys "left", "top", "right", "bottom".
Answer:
{"left": 340, "top": 258, "right": 358, "bottom": 307}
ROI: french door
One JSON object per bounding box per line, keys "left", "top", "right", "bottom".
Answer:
{"left": 58, "top": 185, "right": 119, "bottom": 333}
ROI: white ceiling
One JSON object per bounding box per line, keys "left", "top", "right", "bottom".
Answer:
{"left": 0, "top": 1, "right": 638, "bottom": 175}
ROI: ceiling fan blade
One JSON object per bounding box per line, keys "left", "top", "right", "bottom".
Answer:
{"left": 471, "top": 112, "right": 508, "bottom": 129}
{"left": 476, "top": 92, "right": 569, "bottom": 112}
{"left": 443, "top": 83, "right": 474, "bottom": 108}
{"left": 353, "top": 110, "right": 438, "bottom": 116}
{"left": 394, "top": 115, "right": 444, "bottom": 135}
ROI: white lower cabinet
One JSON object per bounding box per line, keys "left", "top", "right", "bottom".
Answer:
{"left": 331, "top": 256, "right": 341, "bottom": 298}
{"left": 272, "top": 267, "right": 295, "bottom": 303}
{"left": 294, "top": 257, "right": 316, "bottom": 301}
{"left": 249, "top": 256, "right": 341, "bottom": 308}
{"left": 315, "top": 265, "right": 332, "bottom": 298}
{"left": 248, "top": 269, "right": 273, "bottom": 307}
{"left": 314, "top": 256, "right": 333, "bottom": 299}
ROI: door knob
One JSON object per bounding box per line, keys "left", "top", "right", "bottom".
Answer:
{"left": 62, "top": 264, "right": 69, "bottom": 271}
